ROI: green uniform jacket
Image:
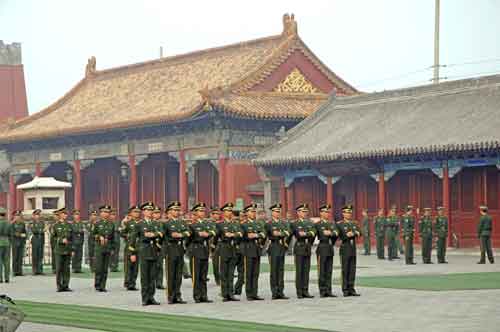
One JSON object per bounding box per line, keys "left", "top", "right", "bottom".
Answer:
{"left": 385, "top": 216, "right": 399, "bottom": 237}
{"left": 401, "top": 215, "right": 415, "bottom": 238}
{"left": 362, "top": 217, "right": 370, "bottom": 237}
{"left": 336, "top": 219, "right": 360, "bottom": 257}
{"left": 163, "top": 218, "right": 190, "bottom": 257}
{"left": 315, "top": 219, "right": 338, "bottom": 256}
{"left": 374, "top": 216, "right": 386, "bottom": 237}
{"left": 266, "top": 219, "right": 290, "bottom": 257}
{"left": 53, "top": 221, "right": 74, "bottom": 255}
{"left": 92, "top": 219, "right": 116, "bottom": 254}
{"left": 241, "top": 219, "right": 266, "bottom": 257}
{"left": 434, "top": 216, "right": 448, "bottom": 238}
{"left": 477, "top": 214, "right": 492, "bottom": 237}
{"left": 0, "top": 218, "right": 12, "bottom": 246}
{"left": 291, "top": 219, "right": 316, "bottom": 256}
{"left": 121, "top": 218, "right": 140, "bottom": 254}
{"left": 188, "top": 219, "right": 216, "bottom": 259}
{"left": 419, "top": 217, "right": 433, "bottom": 237}
{"left": 130, "top": 219, "right": 163, "bottom": 260}
{"left": 30, "top": 220, "right": 45, "bottom": 239}
{"left": 216, "top": 219, "right": 242, "bottom": 258}
{"left": 71, "top": 222, "right": 86, "bottom": 246}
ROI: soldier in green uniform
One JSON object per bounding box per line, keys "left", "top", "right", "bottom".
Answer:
{"left": 266, "top": 203, "right": 290, "bottom": 300}
{"left": 401, "top": 205, "right": 416, "bottom": 265}
{"left": 216, "top": 203, "right": 242, "bottom": 301}
{"left": 71, "top": 210, "right": 85, "bottom": 273}
{"left": 52, "top": 208, "right": 73, "bottom": 292}
{"left": 209, "top": 206, "right": 222, "bottom": 286}
{"left": 336, "top": 204, "right": 361, "bottom": 297}
{"left": 434, "top": 206, "right": 448, "bottom": 264}
{"left": 188, "top": 202, "right": 216, "bottom": 303}
{"left": 109, "top": 209, "right": 121, "bottom": 272}
{"left": 315, "top": 204, "right": 338, "bottom": 297}
{"left": 129, "top": 202, "right": 164, "bottom": 305}
{"left": 240, "top": 203, "right": 266, "bottom": 301}
{"left": 29, "top": 209, "right": 45, "bottom": 275}
{"left": 86, "top": 210, "right": 98, "bottom": 273}
{"left": 419, "top": 208, "right": 433, "bottom": 264}
{"left": 11, "top": 210, "right": 27, "bottom": 276}
{"left": 374, "top": 208, "right": 386, "bottom": 259}
{"left": 152, "top": 205, "right": 165, "bottom": 289}
{"left": 233, "top": 209, "right": 245, "bottom": 296}
{"left": 477, "top": 205, "right": 494, "bottom": 264}
{"left": 361, "top": 209, "right": 370, "bottom": 255}
{"left": 0, "top": 207, "right": 11, "bottom": 283}
{"left": 120, "top": 205, "right": 141, "bottom": 290}
{"left": 93, "top": 205, "right": 116, "bottom": 292}
{"left": 385, "top": 207, "right": 399, "bottom": 260}
{"left": 164, "top": 201, "right": 190, "bottom": 304}
{"left": 291, "top": 203, "right": 316, "bottom": 299}
{"left": 48, "top": 215, "right": 57, "bottom": 274}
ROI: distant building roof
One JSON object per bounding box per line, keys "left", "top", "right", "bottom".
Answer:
{"left": 17, "top": 176, "right": 72, "bottom": 190}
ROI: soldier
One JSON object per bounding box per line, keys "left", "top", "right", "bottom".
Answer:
{"left": 315, "top": 204, "right": 338, "bottom": 298}
{"left": 11, "top": 210, "right": 27, "bottom": 277}
{"left": 188, "top": 202, "right": 216, "bottom": 303}
{"left": 121, "top": 205, "right": 141, "bottom": 291}
{"left": 48, "top": 215, "right": 57, "bottom": 274}
{"left": 152, "top": 205, "right": 165, "bottom": 289}
{"left": 129, "top": 202, "right": 163, "bottom": 305}
{"left": 385, "top": 206, "right": 399, "bottom": 260}
{"left": 71, "top": 210, "right": 85, "bottom": 273}
{"left": 434, "top": 206, "right": 448, "bottom": 264}
{"left": 233, "top": 209, "right": 245, "bottom": 296}
{"left": 361, "top": 209, "right": 371, "bottom": 255}
{"left": 209, "top": 206, "right": 222, "bottom": 286}
{"left": 52, "top": 208, "right": 73, "bottom": 292}
{"left": 86, "top": 210, "right": 98, "bottom": 273}
{"left": 109, "top": 209, "right": 121, "bottom": 272}
{"left": 216, "top": 203, "right": 242, "bottom": 301}
{"left": 477, "top": 205, "right": 494, "bottom": 264}
{"left": 0, "top": 207, "right": 11, "bottom": 283}
{"left": 401, "top": 205, "right": 416, "bottom": 265}
{"left": 374, "top": 208, "right": 386, "bottom": 259}
{"left": 30, "top": 209, "right": 45, "bottom": 275}
{"left": 291, "top": 203, "right": 316, "bottom": 299}
{"left": 419, "top": 208, "right": 433, "bottom": 264}
{"left": 240, "top": 203, "right": 266, "bottom": 301}
{"left": 93, "top": 205, "right": 116, "bottom": 292}
{"left": 336, "top": 204, "right": 361, "bottom": 297}
{"left": 266, "top": 203, "right": 290, "bottom": 300}
{"left": 164, "top": 201, "right": 190, "bottom": 304}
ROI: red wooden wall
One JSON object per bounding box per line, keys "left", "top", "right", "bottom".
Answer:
{"left": 225, "top": 161, "right": 261, "bottom": 205}
{"left": 195, "top": 160, "right": 218, "bottom": 208}
{"left": 138, "top": 154, "right": 179, "bottom": 210}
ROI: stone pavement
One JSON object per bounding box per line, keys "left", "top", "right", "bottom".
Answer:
{"left": 7, "top": 252, "right": 499, "bottom": 332}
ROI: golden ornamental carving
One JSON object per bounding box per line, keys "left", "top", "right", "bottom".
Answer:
{"left": 273, "top": 68, "right": 318, "bottom": 94}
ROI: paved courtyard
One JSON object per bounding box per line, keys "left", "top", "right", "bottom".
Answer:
{"left": 5, "top": 250, "right": 499, "bottom": 332}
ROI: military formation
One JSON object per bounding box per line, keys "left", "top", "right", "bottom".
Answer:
{"left": 0, "top": 202, "right": 494, "bottom": 304}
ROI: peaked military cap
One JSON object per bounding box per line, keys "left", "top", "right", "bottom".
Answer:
{"left": 405, "top": 205, "right": 414, "bottom": 212}
{"left": 243, "top": 203, "right": 258, "bottom": 212}
{"left": 110, "top": 208, "right": 117, "bottom": 214}
{"left": 342, "top": 204, "right": 354, "bottom": 213}
{"left": 12, "top": 209, "right": 23, "bottom": 216}
{"left": 128, "top": 205, "right": 141, "bottom": 213}
{"left": 221, "top": 202, "right": 234, "bottom": 211}
{"left": 141, "top": 202, "right": 155, "bottom": 211}
{"left": 295, "top": 203, "right": 309, "bottom": 212}
{"left": 89, "top": 210, "right": 98, "bottom": 216}
{"left": 166, "top": 201, "right": 182, "bottom": 211}
{"left": 423, "top": 207, "right": 432, "bottom": 211}
{"left": 99, "top": 205, "right": 112, "bottom": 212}
{"left": 269, "top": 203, "right": 282, "bottom": 212}
{"left": 33, "top": 209, "right": 42, "bottom": 215}
{"left": 54, "top": 207, "right": 67, "bottom": 214}
{"left": 319, "top": 204, "right": 332, "bottom": 212}
{"left": 436, "top": 206, "right": 444, "bottom": 211}
{"left": 153, "top": 205, "right": 162, "bottom": 213}
{"left": 210, "top": 206, "right": 221, "bottom": 213}
{"left": 71, "top": 209, "right": 80, "bottom": 215}
{"left": 191, "top": 202, "right": 207, "bottom": 212}
{"left": 479, "top": 205, "right": 488, "bottom": 211}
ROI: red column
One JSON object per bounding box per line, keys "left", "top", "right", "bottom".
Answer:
{"left": 35, "top": 162, "right": 42, "bottom": 177}
{"left": 179, "top": 150, "right": 188, "bottom": 212}
{"left": 378, "top": 172, "right": 385, "bottom": 211}
{"left": 279, "top": 179, "right": 286, "bottom": 218}
{"left": 74, "top": 160, "right": 82, "bottom": 211}
{"left": 218, "top": 156, "right": 227, "bottom": 207}
{"left": 326, "top": 176, "right": 334, "bottom": 210}
{"left": 129, "top": 154, "right": 137, "bottom": 206}
{"left": 9, "top": 174, "right": 16, "bottom": 216}
{"left": 286, "top": 183, "right": 294, "bottom": 216}
{"left": 443, "top": 165, "right": 451, "bottom": 246}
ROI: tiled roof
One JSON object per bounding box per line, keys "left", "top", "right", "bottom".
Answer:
{"left": 254, "top": 74, "right": 500, "bottom": 166}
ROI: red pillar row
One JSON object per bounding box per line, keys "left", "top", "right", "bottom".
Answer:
{"left": 326, "top": 176, "right": 334, "bottom": 211}
{"left": 442, "top": 165, "right": 451, "bottom": 246}
{"left": 279, "top": 179, "right": 286, "bottom": 218}
{"left": 218, "top": 156, "right": 227, "bottom": 207}
{"left": 129, "top": 154, "right": 138, "bottom": 206}
{"left": 286, "top": 183, "right": 294, "bottom": 216}
{"left": 178, "top": 150, "right": 188, "bottom": 213}
{"left": 74, "top": 160, "right": 82, "bottom": 211}
{"left": 9, "top": 175, "right": 16, "bottom": 216}
{"left": 378, "top": 172, "right": 385, "bottom": 211}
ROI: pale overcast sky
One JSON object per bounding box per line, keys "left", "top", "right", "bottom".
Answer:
{"left": 1, "top": 0, "right": 499, "bottom": 114}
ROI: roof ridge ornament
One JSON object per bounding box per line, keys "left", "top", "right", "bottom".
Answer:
{"left": 85, "top": 56, "right": 96, "bottom": 77}
{"left": 282, "top": 13, "right": 298, "bottom": 37}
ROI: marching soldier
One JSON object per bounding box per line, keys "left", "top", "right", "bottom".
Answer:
{"left": 86, "top": 210, "right": 98, "bottom": 273}
{"left": 152, "top": 205, "right": 165, "bottom": 289}
{"left": 401, "top": 205, "right": 416, "bottom": 265}
{"left": 121, "top": 205, "right": 141, "bottom": 291}
{"left": 209, "top": 206, "right": 222, "bottom": 286}
{"left": 477, "top": 205, "right": 494, "bottom": 264}
{"left": 48, "top": 216, "right": 57, "bottom": 274}
{"left": 419, "top": 208, "right": 433, "bottom": 264}
{"left": 266, "top": 203, "right": 290, "bottom": 300}
{"left": 164, "top": 201, "right": 190, "bottom": 304}
{"left": 241, "top": 203, "right": 266, "bottom": 301}
{"left": 336, "top": 204, "right": 361, "bottom": 297}
{"left": 216, "top": 203, "right": 242, "bottom": 301}
{"left": 188, "top": 202, "right": 216, "bottom": 303}
{"left": 30, "top": 209, "right": 45, "bottom": 275}
{"left": 291, "top": 203, "right": 316, "bottom": 299}
{"left": 233, "top": 209, "right": 245, "bottom": 296}
{"left": 315, "top": 204, "right": 338, "bottom": 298}
{"left": 0, "top": 207, "right": 11, "bottom": 283}
{"left": 434, "top": 206, "right": 448, "bottom": 264}
{"left": 374, "top": 208, "right": 386, "bottom": 259}
{"left": 385, "top": 206, "right": 399, "bottom": 260}
{"left": 129, "top": 202, "right": 163, "bottom": 305}
{"left": 109, "top": 209, "right": 121, "bottom": 272}
{"left": 11, "top": 210, "right": 27, "bottom": 277}
{"left": 93, "top": 205, "right": 116, "bottom": 292}
{"left": 361, "top": 209, "right": 371, "bottom": 255}
{"left": 71, "top": 210, "right": 85, "bottom": 273}
{"left": 52, "top": 208, "right": 73, "bottom": 292}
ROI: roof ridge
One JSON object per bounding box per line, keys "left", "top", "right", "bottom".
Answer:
{"left": 219, "top": 90, "right": 328, "bottom": 100}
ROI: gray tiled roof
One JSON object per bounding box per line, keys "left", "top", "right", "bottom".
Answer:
{"left": 254, "top": 74, "right": 500, "bottom": 166}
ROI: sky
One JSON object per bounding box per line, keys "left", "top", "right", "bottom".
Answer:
{"left": 1, "top": 0, "right": 500, "bottom": 114}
